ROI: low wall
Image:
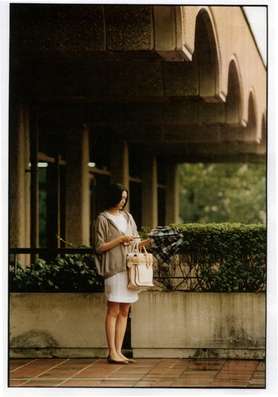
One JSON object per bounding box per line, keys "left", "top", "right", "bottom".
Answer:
{"left": 9, "top": 292, "right": 265, "bottom": 359}
{"left": 132, "top": 292, "right": 265, "bottom": 359}
{"left": 10, "top": 293, "right": 107, "bottom": 358}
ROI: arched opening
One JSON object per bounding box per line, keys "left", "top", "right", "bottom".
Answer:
{"left": 261, "top": 113, "right": 266, "bottom": 145}
{"left": 193, "top": 9, "right": 219, "bottom": 101}
{"left": 246, "top": 91, "right": 258, "bottom": 141}
{"left": 226, "top": 60, "right": 242, "bottom": 124}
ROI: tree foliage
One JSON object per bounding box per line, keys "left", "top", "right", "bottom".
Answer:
{"left": 179, "top": 163, "right": 266, "bottom": 224}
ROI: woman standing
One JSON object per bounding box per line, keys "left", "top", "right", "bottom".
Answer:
{"left": 94, "top": 183, "right": 150, "bottom": 364}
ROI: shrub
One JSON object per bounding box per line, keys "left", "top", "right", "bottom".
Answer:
{"left": 155, "top": 223, "right": 266, "bottom": 292}
{"left": 9, "top": 223, "right": 266, "bottom": 293}
{"left": 9, "top": 253, "right": 104, "bottom": 292}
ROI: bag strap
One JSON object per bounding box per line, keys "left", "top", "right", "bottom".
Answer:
{"left": 141, "top": 245, "right": 147, "bottom": 254}
{"left": 131, "top": 238, "right": 140, "bottom": 252}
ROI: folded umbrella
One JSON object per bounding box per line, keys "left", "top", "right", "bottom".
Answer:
{"left": 148, "top": 226, "right": 184, "bottom": 264}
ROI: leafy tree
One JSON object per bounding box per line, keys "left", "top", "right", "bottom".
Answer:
{"left": 179, "top": 163, "right": 266, "bottom": 224}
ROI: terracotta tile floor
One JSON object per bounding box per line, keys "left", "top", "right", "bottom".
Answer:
{"left": 8, "top": 358, "right": 265, "bottom": 388}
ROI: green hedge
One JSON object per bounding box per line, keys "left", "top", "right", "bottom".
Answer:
{"left": 164, "top": 223, "right": 266, "bottom": 292}
{"left": 9, "top": 223, "right": 266, "bottom": 292}
{"left": 9, "top": 253, "right": 104, "bottom": 292}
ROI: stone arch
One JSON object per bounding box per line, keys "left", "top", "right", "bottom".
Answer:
{"left": 225, "top": 57, "right": 243, "bottom": 124}
{"left": 261, "top": 112, "right": 266, "bottom": 145}
{"left": 246, "top": 90, "right": 258, "bottom": 141}
{"left": 193, "top": 8, "right": 221, "bottom": 102}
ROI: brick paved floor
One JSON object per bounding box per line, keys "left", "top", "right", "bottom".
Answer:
{"left": 9, "top": 358, "right": 265, "bottom": 388}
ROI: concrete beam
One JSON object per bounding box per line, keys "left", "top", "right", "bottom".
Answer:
{"left": 154, "top": 141, "right": 266, "bottom": 163}
{"left": 35, "top": 102, "right": 259, "bottom": 146}
{"left": 88, "top": 100, "right": 226, "bottom": 126}
{"left": 98, "top": 123, "right": 260, "bottom": 145}
{"left": 12, "top": 59, "right": 199, "bottom": 101}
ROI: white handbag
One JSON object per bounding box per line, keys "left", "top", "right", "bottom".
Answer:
{"left": 126, "top": 241, "right": 154, "bottom": 290}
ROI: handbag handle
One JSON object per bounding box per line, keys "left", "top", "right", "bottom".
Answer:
{"left": 131, "top": 239, "right": 140, "bottom": 253}
{"left": 131, "top": 239, "right": 148, "bottom": 254}
{"left": 128, "top": 238, "right": 153, "bottom": 268}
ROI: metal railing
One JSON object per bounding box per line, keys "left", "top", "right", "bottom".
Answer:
{"left": 9, "top": 248, "right": 265, "bottom": 292}
{"left": 9, "top": 248, "right": 96, "bottom": 255}
{"left": 9, "top": 247, "right": 193, "bottom": 292}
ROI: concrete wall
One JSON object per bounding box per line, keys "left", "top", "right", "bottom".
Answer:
{"left": 10, "top": 291, "right": 265, "bottom": 359}
{"left": 10, "top": 293, "right": 107, "bottom": 358}
{"left": 132, "top": 292, "right": 265, "bottom": 359}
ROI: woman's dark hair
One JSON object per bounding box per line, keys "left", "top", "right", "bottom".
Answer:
{"left": 105, "top": 183, "right": 128, "bottom": 210}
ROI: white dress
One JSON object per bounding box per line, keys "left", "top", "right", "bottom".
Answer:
{"left": 104, "top": 211, "right": 139, "bottom": 303}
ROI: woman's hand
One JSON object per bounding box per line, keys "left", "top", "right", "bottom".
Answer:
{"left": 97, "top": 235, "right": 134, "bottom": 253}
{"left": 138, "top": 238, "right": 151, "bottom": 249}
{"left": 121, "top": 235, "right": 135, "bottom": 246}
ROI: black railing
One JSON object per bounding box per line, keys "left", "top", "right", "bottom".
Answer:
{"left": 9, "top": 248, "right": 266, "bottom": 292}
{"left": 9, "top": 248, "right": 96, "bottom": 255}
{"left": 9, "top": 247, "right": 191, "bottom": 292}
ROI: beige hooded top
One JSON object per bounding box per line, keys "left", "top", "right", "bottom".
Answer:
{"left": 94, "top": 210, "right": 140, "bottom": 279}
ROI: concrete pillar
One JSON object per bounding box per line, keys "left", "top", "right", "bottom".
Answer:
{"left": 110, "top": 140, "right": 130, "bottom": 211}
{"left": 166, "top": 163, "right": 180, "bottom": 224}
{"left": 65, "top": 125, "right": 90, "bottom": 246}
{"left": 142, "top": 154, "right": 158, "bottom": 228}
{"left": 10, "top": 105, "right": 31, "bottom": 266}
{"left": 110, "top": 140, "right": 129, "bottom": 187}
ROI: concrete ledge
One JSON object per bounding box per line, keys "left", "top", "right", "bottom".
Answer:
{"left": 10, "top": 347, "right": 265, "bottom": 360}
{"left": 133, "top": 348, "right": 265, "bottom": 360}
{"left": 9, "top": 348, "right": 108, "bottom": 359}
{"left": 10, "top": 291, "right": 265, "bottom": 359}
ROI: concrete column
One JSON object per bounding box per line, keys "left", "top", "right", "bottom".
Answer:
{"left": 166, "top": 163, "right": 180, "bottom": 224}
{"left": 65, "top": 125, "right": 90, "bottom": 246}
{"left": 142, "top": 154, "right": 158, "bottom": 228}
{"left": 110, "top": 140, "right": 129, "bottom": 187}
{"left": 10, "top": 105, "right": 31, "bottom": 266}
{"left": 110, "top": 140, "right": 130, "bottom": 211}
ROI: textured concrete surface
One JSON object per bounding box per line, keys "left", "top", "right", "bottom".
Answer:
{"left": 132, "top": 292, "right": 265, "bottom": 358}
{"left": 10, "top": 292, "right": 265, "bottom": 359}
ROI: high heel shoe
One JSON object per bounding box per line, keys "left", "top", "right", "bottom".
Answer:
{"left": 107, "top": 355, "right": 129, "bottom": 364}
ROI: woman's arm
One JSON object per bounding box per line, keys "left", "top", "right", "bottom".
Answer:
{"left": 97, "top": 235, "right": 135, "bottom": 253}
{"left": 128, "top": 212, "right": 151, "bottom": 249}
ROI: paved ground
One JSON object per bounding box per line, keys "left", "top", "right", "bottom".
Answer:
{"left": 9, "top": 358, "right": 265, "bottom": 388}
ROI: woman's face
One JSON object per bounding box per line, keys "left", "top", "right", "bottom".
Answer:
{"left": 115, "top": 190, "right": 128, "bottom": 210}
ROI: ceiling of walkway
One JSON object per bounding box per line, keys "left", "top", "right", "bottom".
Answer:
{"left": 10, "top": 4, "right": 266, "bottom": 163}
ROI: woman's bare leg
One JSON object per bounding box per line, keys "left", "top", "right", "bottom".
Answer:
{"left": 105, "top": 301, "right": 124, "bottom": 360}
{"left": 115, "top": 303, "right": 130, "bottom": 360}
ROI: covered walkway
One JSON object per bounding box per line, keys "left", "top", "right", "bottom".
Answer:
{"left": 9, "top": 357, "right": 265, "bottom": 388}
{"left": 10, "top": 4, "right": 266, "bottom": 254}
